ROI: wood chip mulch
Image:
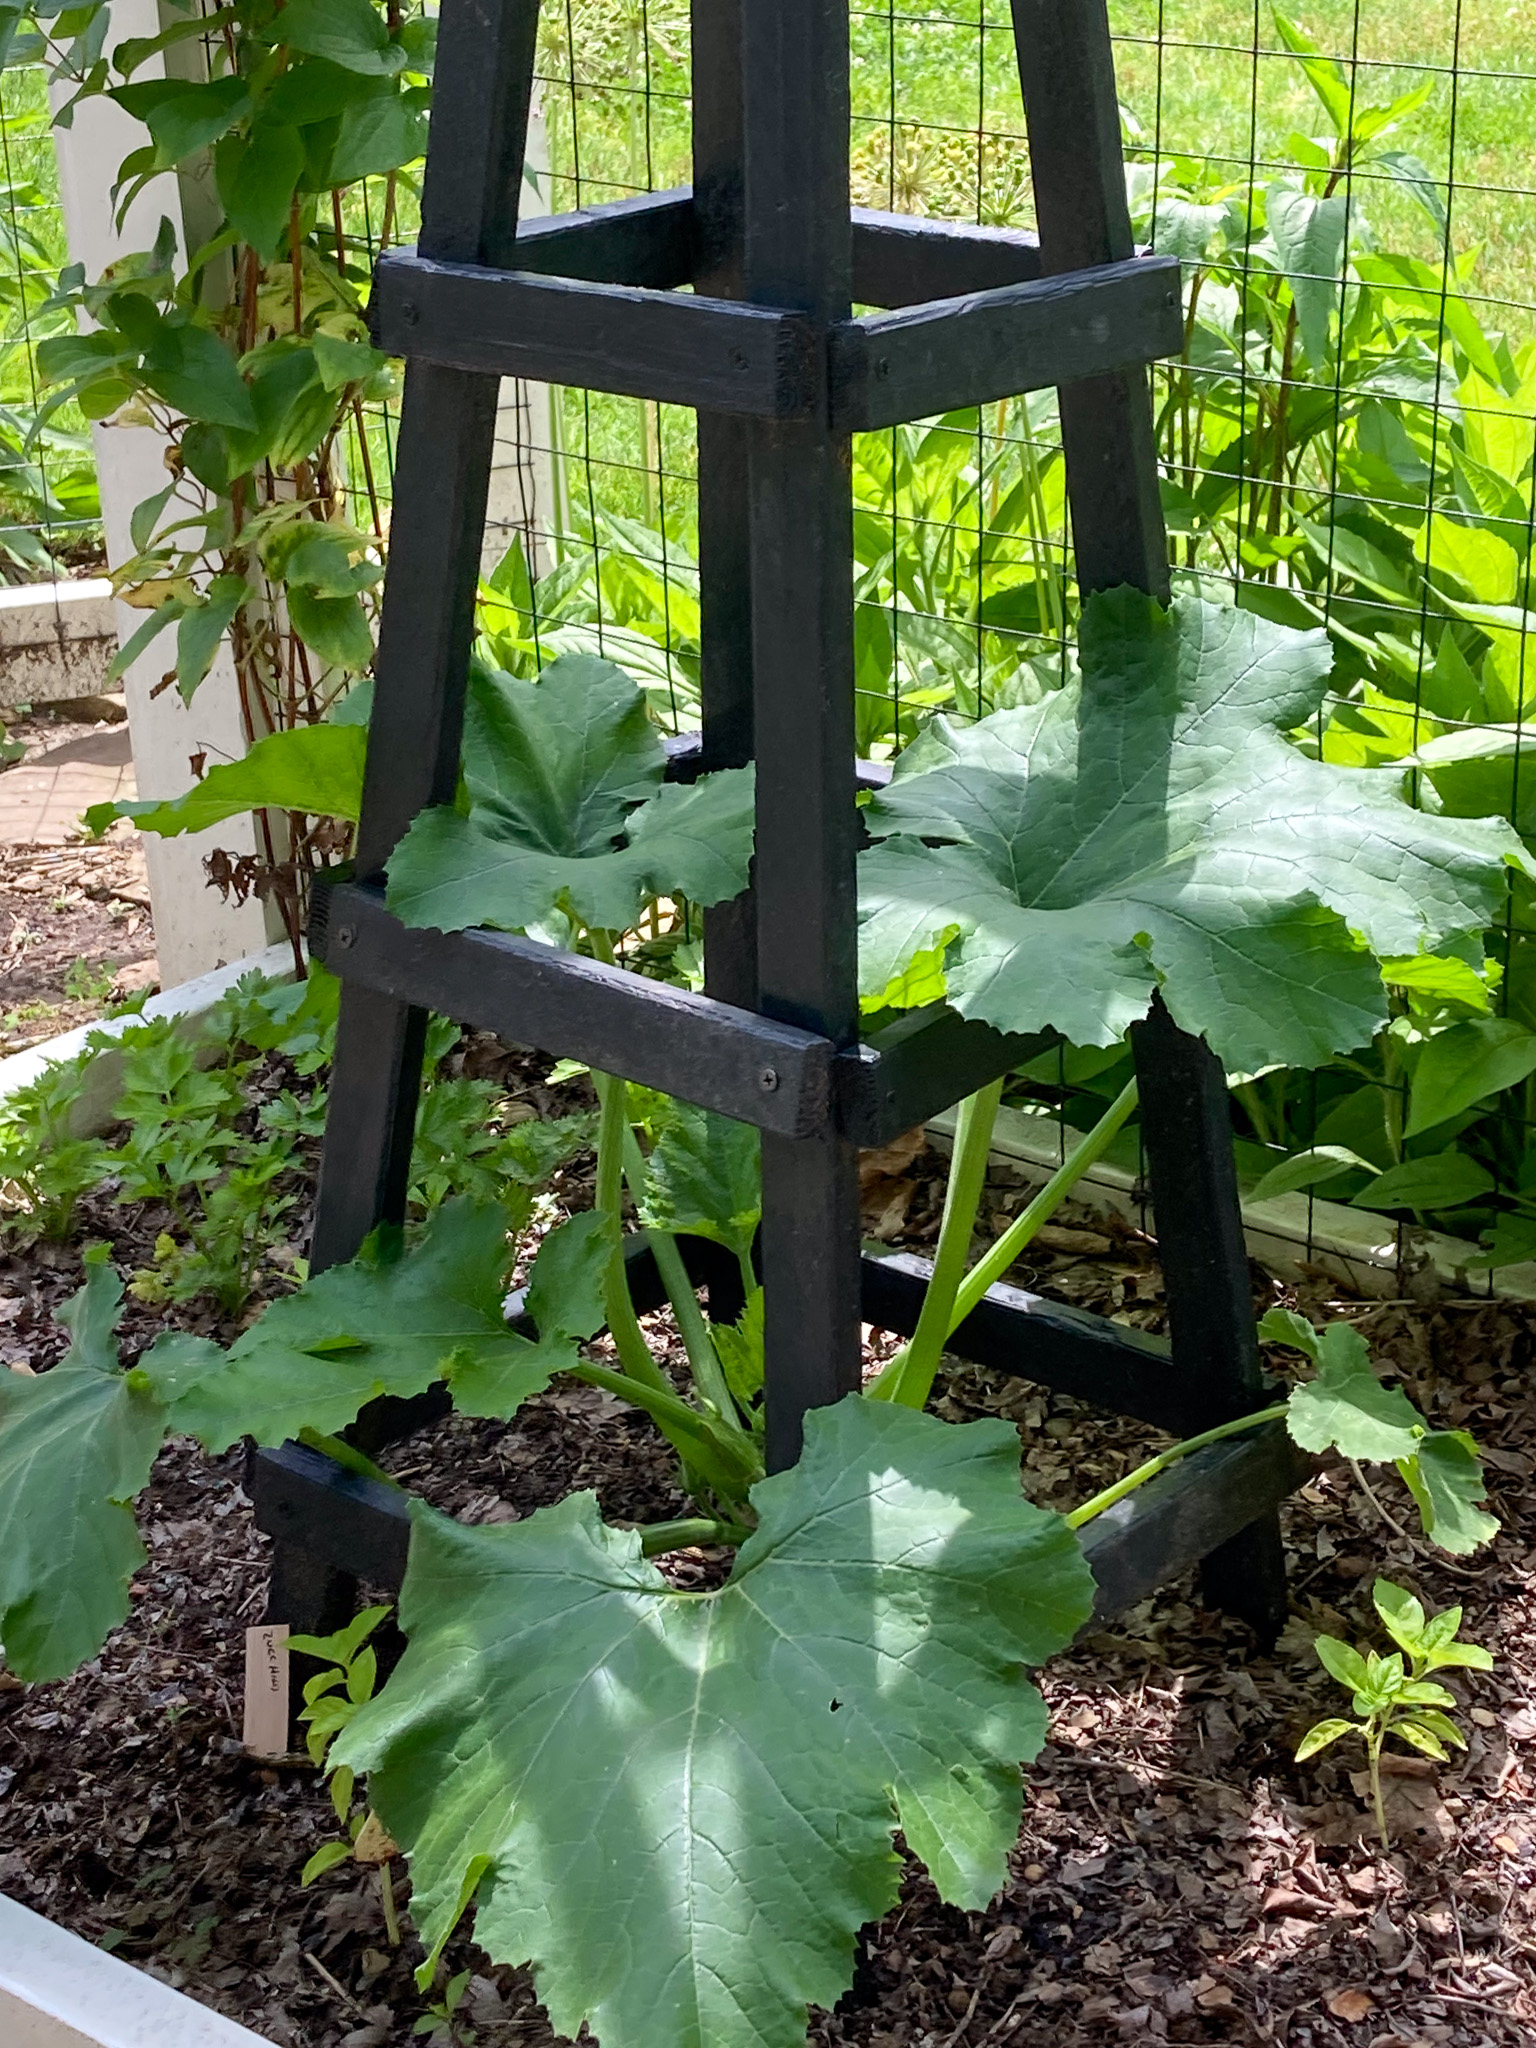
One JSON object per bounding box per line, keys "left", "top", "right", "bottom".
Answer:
{"left": 0, "top": 834, "right": 157, "bottom": 1053}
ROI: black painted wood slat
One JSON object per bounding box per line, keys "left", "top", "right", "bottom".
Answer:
{"left": 1132, "top": 998, "right": 1291, "bottom": 1639}
{"left": 311, "top": 880, "right": 832, "bottom": 1138}
{"left": 831, "top": 257, "right": 1182, "bottom": 432}
{"left": 841, "top": 1007, "right": 1056, "bottom": 1147}
{"left": 310, "top": 0, "right": 543, "bottom": 1276}
{"left": 859, "top": 1249, "right": 1192, "bottom": 1431}
{"left": 741, "top": 0, "right": 863, "bottom": 1473}
{"left": 371, "top": 253, "right": 818, "bottom": 417}
{"left": 1010, "top": 0, "right": 1288, "bottom": 1642}
{"left": 373, "top": 247, "right": 1175, "bottom": 431}
{"left": 1078, "top": 1428, "right": 1312, "bottom": 1625}
{"left": 692, "top": 0, "right": 759, "bottom": 1012}
{"left": 475, "top": 185, "right": 1050, "bottom": 309}
{"left": 850, "top": 208, "right": 1042, "bottom": 305}
{"left": 513, "top": 188, "right": 695, "bottom": 286}
{"left": 1007, "top": 0, "right": 1169, "bottom": 601}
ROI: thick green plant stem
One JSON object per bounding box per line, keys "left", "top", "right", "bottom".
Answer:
{"left": 951, "top": 1076, "right": 1140, "bottom": 1329}
{"left": 619, "top": 1123, "right": 746, "bottom": 1430}
{"left": 592, "top": 1067, "right": 671, "bottom": 1398}
{"left": 871, "top": 1077, "right": 1005, "bottom": 1410}
{"left": 1065, "top": 1402, "right": 1287, "bottom": 1529}
{"left": 299, "top": 1428, "right": 400, "bottom": 1490}
{"left": 871, "top": 1075, "right": 1140, "bottom": 1408}
{"left": 570, "top": 1360, "right": 762, "bottom": 1493}
{"left": 638, "top": 1516, "right": 752, "bottom": 1557}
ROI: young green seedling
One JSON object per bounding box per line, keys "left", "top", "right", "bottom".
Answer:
{"left": 1296, "top": 1578, "right": 1492, "bottom": 1849}
{"left": 291, "top": 1604, "right": 402, "bottom": 1946}
{"left": 414, "top": 1967, "right": 473, "bottom": 2044}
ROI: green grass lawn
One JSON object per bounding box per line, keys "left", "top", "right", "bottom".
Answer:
{"left": 530, "top": 0, "right": 1536, "bottom": 532}
{"left": 840, "top": 0, "right": 1536, "bottom": 338}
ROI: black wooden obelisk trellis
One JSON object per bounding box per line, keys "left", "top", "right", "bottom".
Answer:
{"left": 249, "top": 0, "right": 1309, "bottom": 1654}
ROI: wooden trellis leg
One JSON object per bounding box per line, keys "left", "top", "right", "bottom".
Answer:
{"left": 1010, "top": 0, "right": 1288, "bottom": 1643}
{"left": 741, "top": 0, "right": 865, "bottom": 1472}
{"left": 692, "top": 0, "right": 758, "bottom": 1016}
{"left": 263, "top": 0, "right": 543, "bottom": 1640}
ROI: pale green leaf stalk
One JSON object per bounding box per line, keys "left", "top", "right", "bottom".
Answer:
{"left": 871, "top": 1077, "right": 1005, "bottom": 1410}
{"left": 874, "top": 1075, "right": 1139, "bottom": 1407}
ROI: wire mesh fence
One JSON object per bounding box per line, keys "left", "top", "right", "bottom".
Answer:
{"left": 0, "top": 59, "right": 99, "bottom": 579}
{"left": 492, "top": 0, "right": 1536, "bottom": 1288}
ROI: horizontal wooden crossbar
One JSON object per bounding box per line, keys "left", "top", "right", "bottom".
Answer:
{"left": 371, "top": 252, "right": 820, "bottom": 417}
{"left": 310, "top": 873, "right": 1064, "bottom": 1145}
{"left": 1078, "top": 1426, "right": 1313, "bottom": 1623}
{"left": 502, "top": 186, "right": 1046, "bottom": 307}
{"left": 851, "top": 207, "right": 1044, "bottom": 306}
{"left": 248, "top": 1424, "right": 1308, "bottom": 1627}
{"left": 844, "top": 1005, "right": 1055, "bottom": 1148}
{"left": 514, "top": 188, "right": 696, "bottom": 288}
{"left": 311, "top": 877, "right": 834, "bottom": 1137}
{"left": 859, "top": 1246, "right": 1198, "bottom": 1433}
{"left": 370, "top": 243, "right": 1178, "bottom": 427}
{"left": 829, "top": 257, "right": 1184, "bottom": 431}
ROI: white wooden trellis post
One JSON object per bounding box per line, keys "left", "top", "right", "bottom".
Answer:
{"left": 482, "top": 101, "right": 557, "bottom": 584}
{"left": 49, "top": 0, "right": 281, "bottom": 985}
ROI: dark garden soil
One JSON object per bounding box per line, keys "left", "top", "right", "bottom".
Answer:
{"left": 0, "top": 700, "right": 158, "bottom": 1052}
{"left": 3, "top": 1034, "right": 1536, "bottom": 2048}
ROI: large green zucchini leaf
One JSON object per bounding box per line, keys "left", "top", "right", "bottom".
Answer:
{"left": 386, "top": 654, "right": 754, "bottom": 935}
{"left": 151, "top": 1199, "right": 610, "bottom": 1451}
{"left": 859, "top": 591, "right": 1530, "bottom": 1072}
{"left": 0, "top": 1256, "right": 215, "bottom": 1681}
{"left": 335, "top": 1395, "right": 1095, "bottom": 2048}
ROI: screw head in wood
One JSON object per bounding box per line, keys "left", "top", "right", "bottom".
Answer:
{"left": 758, "top": 1066, "right": 779, "bottom": 1092}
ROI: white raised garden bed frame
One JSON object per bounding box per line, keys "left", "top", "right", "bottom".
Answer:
{"left": 0, "top": 1892, "right": 271, "bottom": 2047}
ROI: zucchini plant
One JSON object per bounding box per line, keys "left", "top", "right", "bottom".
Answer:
{"left": 0, "top": 594, "right": 1520, "bottom": 2048}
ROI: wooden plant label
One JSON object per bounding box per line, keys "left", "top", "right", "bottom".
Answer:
{"left": 242, "top": 1623, "right": 290, "bottom": 1756}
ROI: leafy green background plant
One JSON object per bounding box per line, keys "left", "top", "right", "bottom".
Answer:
{"left": 0, "top": 965, "right": 596, "bottom": 1317}
{"left": 1296, "top": 1577, "right": 1493, "bottom": 1846}
{"left": 7, "top": 0, "right": 429, "bottom": 954}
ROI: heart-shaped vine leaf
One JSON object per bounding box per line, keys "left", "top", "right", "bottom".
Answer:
{"left": 154, "top": 1199, "right": 601, "bottom": 1452}
{"left": 859, "top": 591, "right": 1530, "bottom": 1073}
{"left": 0, "top": 1255, "right": 216, "bottom": 1682}
{"left": 386, "top": 655, "right": 755, "bottom": 935}
{"left": 335, "top": 1396, "right": 1095, "bottom": 2048}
